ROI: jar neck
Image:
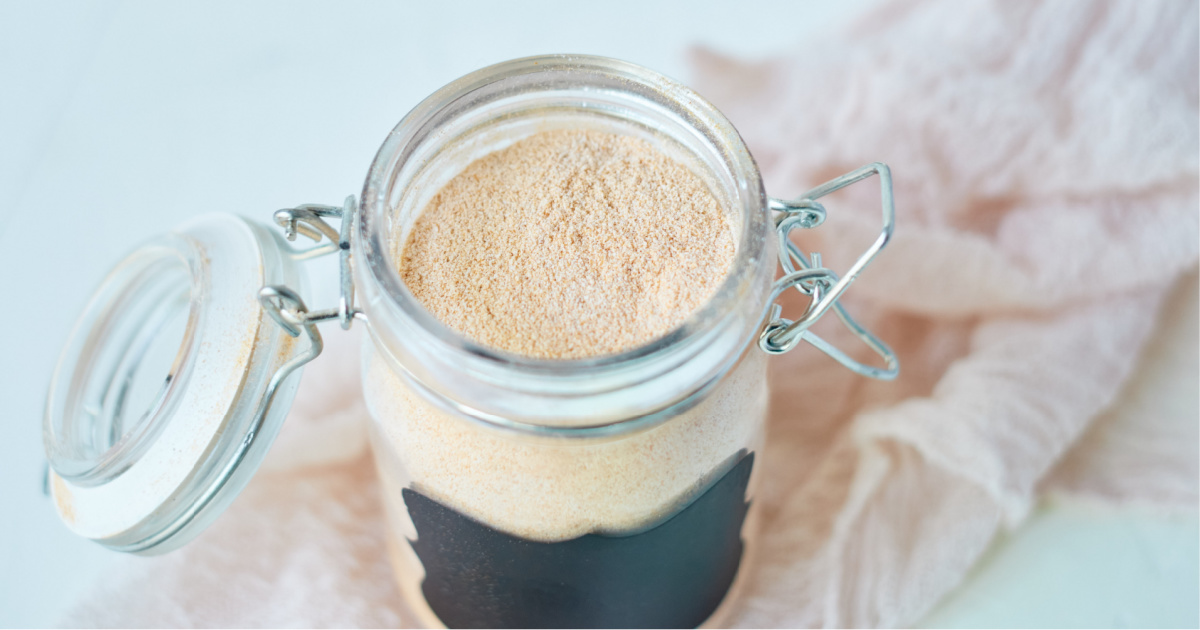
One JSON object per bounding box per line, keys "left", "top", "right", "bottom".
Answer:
{"left": 354, "top": 55, "right": 773, "bottom": 435}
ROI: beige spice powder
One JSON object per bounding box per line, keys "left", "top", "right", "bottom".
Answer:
{"left": 398, "top": 129, "right": 736, "bottom": 359}
{"left": 372, "top": 129, "right": 767, "bottom": 623}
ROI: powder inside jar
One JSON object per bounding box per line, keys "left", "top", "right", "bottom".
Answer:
{"left": 398, "top": 129, "right": 736, "bottom": 359}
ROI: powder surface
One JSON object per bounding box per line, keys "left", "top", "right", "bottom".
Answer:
{"left": 398, "top": 129, "right": 736, "bottom": 359}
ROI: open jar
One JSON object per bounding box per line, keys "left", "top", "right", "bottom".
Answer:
{"left": 44, "top": 55, "right": 897, "bottom": 629}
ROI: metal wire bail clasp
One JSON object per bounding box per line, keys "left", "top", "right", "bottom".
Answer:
{"left": 758, "top": 163, "right": 899, "bottom": 381}
{"left": 256, "top": 196, "right": 364, "bottom": 380}
{"left": 267, "top": 196, "right": 362, "bottom": 331}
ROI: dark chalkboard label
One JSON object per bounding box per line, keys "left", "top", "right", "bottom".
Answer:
{"left": 403, "top": 450, "right": 753, "bottom": 628}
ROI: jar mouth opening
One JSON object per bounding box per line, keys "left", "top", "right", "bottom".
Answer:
{"left": 359, "top": 54, "right": 768, "bottom": 376}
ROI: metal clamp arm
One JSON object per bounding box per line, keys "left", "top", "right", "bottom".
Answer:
{"left": 270, "top": 195, "right": 362, "bottom": 330}
{"left": 758, "top": 162, "right": 899, "bottom": 381}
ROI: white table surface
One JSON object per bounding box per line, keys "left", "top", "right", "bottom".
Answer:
{"left": 1, "top": 2, "right": 1195, "bottom": 627}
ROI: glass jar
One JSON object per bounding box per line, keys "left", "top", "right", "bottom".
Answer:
{"left": 43, "top": 55, "right": 897, "bottom": 629}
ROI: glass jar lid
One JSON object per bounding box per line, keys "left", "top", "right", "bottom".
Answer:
{"left": 44, "top": 213, "right": 315, "bottom": 554}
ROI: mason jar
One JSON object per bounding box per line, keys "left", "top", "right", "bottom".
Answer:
{"left": 43, "top": 55, "right": 897, "bottom": 629}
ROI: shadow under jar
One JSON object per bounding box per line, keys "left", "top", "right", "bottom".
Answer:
{"left": 44, "top": 55, "right": 898, "bottom": 629}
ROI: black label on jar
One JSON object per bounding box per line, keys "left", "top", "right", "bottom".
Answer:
{"left": 403, "top": 450, "right": 753, "bottom": 629}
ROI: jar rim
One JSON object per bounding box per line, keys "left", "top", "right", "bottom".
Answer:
{"left": 355, "top": 54, "right": 772, "bottom": 432}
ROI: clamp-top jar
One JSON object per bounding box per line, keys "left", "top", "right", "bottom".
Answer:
{"left": 44, "top": 55, "right": 897, "bottom": 629}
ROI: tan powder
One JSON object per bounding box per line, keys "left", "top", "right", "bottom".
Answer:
{"left": 372, "top": 129, "right": 767, "bottom": 623}
{"left": 398, "top": 129, "right": 736, "bottom": 359}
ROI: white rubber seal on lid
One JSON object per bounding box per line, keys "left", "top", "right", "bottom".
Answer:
{"left": 44, "top": 214, "right": 309, "bottom": 554}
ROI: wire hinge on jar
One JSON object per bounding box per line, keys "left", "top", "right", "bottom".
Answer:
{"left": 267, "top": 196, "right": 362, "bottom": 327}
{"left": 256, "top": 196, "right": 365, "bottom": 381}
{"left": 758, "top": 162, "right": 900, "bottom": 381}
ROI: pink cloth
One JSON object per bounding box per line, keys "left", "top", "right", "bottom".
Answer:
{"left": 62, "top": 1, "right": 1198, "bottom": 627}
